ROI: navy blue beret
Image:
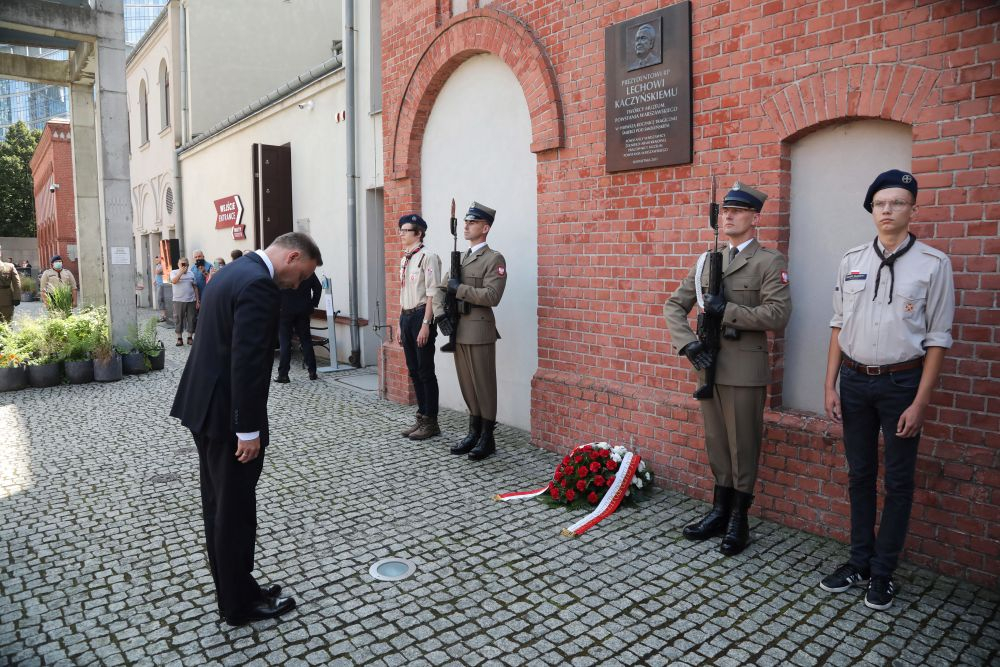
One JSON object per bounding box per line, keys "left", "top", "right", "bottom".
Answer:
{"left": 864, "top": 169, "right": 918, "bottom": 212}
{"left": 398, "top": 214, "right": 427, "bottom": 230}
{"left": 51, "top": 255, "right": 62, "bottom": 262}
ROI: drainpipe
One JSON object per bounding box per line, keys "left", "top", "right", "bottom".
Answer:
{"left": 174, "top": 0, "right": 188, "bottom": 251}
{"left": 344, "top": 0, "right": 361, "bottom": 367}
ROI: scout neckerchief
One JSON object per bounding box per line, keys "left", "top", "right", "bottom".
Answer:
{"left": 872, "top": 232, "right": 915, "bottom": 304}
{"left": 399, "top": 243, "right": 424, "bottom": 286}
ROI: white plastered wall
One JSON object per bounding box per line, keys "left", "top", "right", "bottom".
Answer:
{"left": 420, "top": 54, "right": 538, "bottom": 431}
{"left": 783, "top": 119, "right": 912, "bottom": 414}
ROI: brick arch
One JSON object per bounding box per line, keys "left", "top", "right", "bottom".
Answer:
{"left": 760, "top": 64, "right": 940, "bottom": 142}
{"left": 390, "top": 9, "right": 563, "bottom": 180}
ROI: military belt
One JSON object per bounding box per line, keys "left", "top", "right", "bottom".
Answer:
{"left": 400, "top": 305, "right": 426, "bottom": 316}
{"left": 842, "top": 355, "right": 924, "bottom": 376}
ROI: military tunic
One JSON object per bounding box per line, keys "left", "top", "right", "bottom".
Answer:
{"left": 39, "top": 268, "right": 78, "bottom": 302}
{"left": 433, "top": 244, "right": 507, "bottom": 421}
{"left": 0, "top": 261, "right": 21, "bottom": 323}
{"left": 664, "top": 239, "right": 792, "bottom": 492}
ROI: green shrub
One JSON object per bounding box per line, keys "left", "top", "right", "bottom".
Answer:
{"left": 126, "top": 317, "right": 162, "bottom": 357}
{"left": 46, "top": 283, "right": 74, "bottom": 317}
{"left": 19, "top": 275, "right": 36, "bottom": 296}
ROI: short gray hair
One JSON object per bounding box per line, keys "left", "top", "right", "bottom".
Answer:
{"left": 269, "top": 232, "right": 323, "bottom": 266}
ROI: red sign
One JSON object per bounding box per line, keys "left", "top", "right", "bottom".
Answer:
{"left": 214, "top": 195, "right": 244, "bottom": 229}
{"left": 232, "top": 224, "right": 246, "bottom": 240}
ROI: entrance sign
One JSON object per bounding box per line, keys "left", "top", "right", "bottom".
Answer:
{"left": 214, "top": 195, "right": 244, "bottom": 229}
{"left": 605, "top": 2, "right": 692, "bottom": 172}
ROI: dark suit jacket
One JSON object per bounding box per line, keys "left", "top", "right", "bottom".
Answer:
{"left": 170, "top": 252, "right": 280, "bottom": 437}
{"left": 279, "top": 273, "right": 322, "bottom": 318}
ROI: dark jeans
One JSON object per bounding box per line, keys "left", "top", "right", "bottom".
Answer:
{"left": 839, "top": 364, "right": 922, "bottom": 577}
{"left": 193, "top": 431, "right": 267, "bottom": 618}
{"left": 278, "top": 313, "right": 316, "bottom": 376}
{"left": 399, "top": 310, "right": 438, "bottom": 418}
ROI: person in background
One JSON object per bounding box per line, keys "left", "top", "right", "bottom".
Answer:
{"left": 275, "top": 272, "right": 323, "bottom": 383}
{"left": 0, "top": 246, "right": 20, "bottom": 323}
{"left": 192, "top": 250, "right": 212, "bottom": 330}
{"left": 153, "top": 255, "right": 167, "bottom": 321}
{"left": 231, "top": 249, "right": 243, "bottom": 262}
{"left": 170, "top": 257, "right": 199, "bottom": 345}
{"left": 208, "top": 257, "right": 227, "bottom": 282}
{"left": 39, "top": 255, "right": 78, "bottom": 309}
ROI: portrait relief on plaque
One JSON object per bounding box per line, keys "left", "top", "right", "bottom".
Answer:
{"left": 627, "top": 18, "right": 662, "bottom": 72}
{"left": 605, "top": 2, "right": 692, "bottom": 172}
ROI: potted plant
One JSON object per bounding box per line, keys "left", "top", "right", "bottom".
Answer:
{"left": 25, "top": 316, "right": 67, "bottom": 388}
{"left": 125, "top": 317, "right": 166, "bottom": 373}
{"left": 46, "top": 283, "right": 74, "bottom": 317}
{"left": 91, "top": 312, "right": 123, "bottom": 383}
{"left": 19, "top": 276, "right": 37, "bottom": 302}
{"left": 62, "top": 309, "right": 100, "bottom": 384}
{"left": 0, "top": 322, "right": 28, "bottom": 392}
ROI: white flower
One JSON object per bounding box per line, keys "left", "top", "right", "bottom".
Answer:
{"left": 638, "top": 460, "right": 647, "bottom": 473}
{"left": 633, "top": 477, "right": 644, "bottom": 489}
{"left": 594, "top": 442, "right": 610, "bottom": 450}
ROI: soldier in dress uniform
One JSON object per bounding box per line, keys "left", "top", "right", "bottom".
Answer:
{"left": 664, "top": 182, "right": 792, "bottom": 556}
{"left": 819, "top": 169, "right": 954, "bottom": 610}
{"left": 433, "top": 202, "right": 508, "bottom": 461}
{"left": 0, "top": 244, "right": 21, "bottom": 323}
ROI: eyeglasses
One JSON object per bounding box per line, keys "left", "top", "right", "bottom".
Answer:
{"left": 871, "top": 199, "right": 913, "bottom": 211}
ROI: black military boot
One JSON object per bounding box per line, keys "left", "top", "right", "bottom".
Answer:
{"left": 682, "top": 485, "right": 733, "bottom": 540}
{"left": 450, "top": 415, "right": 482, "bottom": 455}
{"left": 468, "top": 419, "right": 496, "bottom": 461}
{"left": 719, "top": 490, "right": 754, "bottom": 556}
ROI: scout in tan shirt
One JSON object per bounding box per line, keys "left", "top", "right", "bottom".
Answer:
{"left": 38, "top": 254, "right": 78, "bottom": 309}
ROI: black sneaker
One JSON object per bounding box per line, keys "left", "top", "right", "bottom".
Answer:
{"left": 865, "top": 576, "right": 895, "bottom": 610}
{"left": 819, "top": 563, "right": 870, "bottom": 593}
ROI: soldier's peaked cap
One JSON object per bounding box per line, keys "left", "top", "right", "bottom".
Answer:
{"left": 722, "top": 182, "right": 767, "bottom": 212}
{"left": 464, "top": 202, "right": 496, "bottom": 224}
{"left": 863, "top": 169, "right": 918, "bottom": 213}
{"left": 398, "top": 214, "right": 427, "bottom": 230}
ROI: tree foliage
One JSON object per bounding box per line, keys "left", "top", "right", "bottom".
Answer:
{"left": 0, "top": 121, "right": 43, "bottom": 237}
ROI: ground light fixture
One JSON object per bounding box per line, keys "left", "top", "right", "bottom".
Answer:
{"left": 368, "top": 557, "right": 416, "bottom": 582}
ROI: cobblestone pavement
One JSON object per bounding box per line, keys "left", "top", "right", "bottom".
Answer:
{"left": 2, "top": 307, "right": 998, "bottom": 666}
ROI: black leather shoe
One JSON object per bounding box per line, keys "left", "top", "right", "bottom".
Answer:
{"left": 262, "top": 584, "right": 281, "bottom": 598}
{"left": 225, "top": 595, "right": 296, "bottom": 626}
{"left": 683, "top": 486, "right": 733, "bottom": 540}
{"left": 308, "top": 371, "right": 318, "bottom": 380}
{"left": 274, "top": 375, "right": 290, "bottom": 384}
{"left": 719, "top": 490, "right": 754, "bottom": 556}
{"left": 450, "top": 415, "right": 482, "bottom": 455}
{"left": 468, "top": 419, "right": 496, "bottom": 461}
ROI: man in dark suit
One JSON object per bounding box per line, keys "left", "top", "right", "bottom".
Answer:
{"left": 275, "top": 272, "right": 323, "bottom": 383}
{"left": 171, "top": 232, "right": 323, "bottom": 626}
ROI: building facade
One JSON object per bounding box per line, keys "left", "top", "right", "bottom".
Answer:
{"left": 380, "top": 1, "right": 999, "bottom": 586}
{"left": 29, "top": 120, "right": 78, "bottom": 280}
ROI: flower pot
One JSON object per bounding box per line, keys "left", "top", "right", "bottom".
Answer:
{"left": 93, "top": 355, "right": 123, "bottom": 382}
{"left": 147, "top": 343, "right": 165, "bottom": 371}
{"left": 27, "top": 361, "right": 62, "bottom": 388}
{"left": 0, "top": 365, "right": 28, "bottom": 392}
{"left": 21, "top": 293, "right": 34, "bottom": 302}
{"left": 123, "top": 351, "right": 148, "bottom": 375}
{"left": 64, "top": 359, "right": 95, "bottom": 385}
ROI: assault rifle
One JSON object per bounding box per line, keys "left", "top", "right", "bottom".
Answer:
{"left": 694, "top": 177, "right": 722, "bottom": 400}
{"left": 439, "top": 198, "right": 461, "bottom": 352}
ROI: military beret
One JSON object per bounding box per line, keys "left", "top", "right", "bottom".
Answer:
{"left": 398, "top": 214, "right": 427, "bottom": 230}
{"left": 464, "top": 202, "right": 496, "bottom": 224}
{"left": 51, "top": 255, "right": 62, "bottom": 262}
{"left": 863, "top": 169, "right": 917, "bottom": 213}
{"left": 722, "top": 182, "right": 768, "bottom": 212}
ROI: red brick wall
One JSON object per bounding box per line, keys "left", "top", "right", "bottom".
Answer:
{"left": 381, "top": 0, "right": 1000, "bottom": 587}
{"left": 30, "top": 121, "right": 79, "bottom": 279}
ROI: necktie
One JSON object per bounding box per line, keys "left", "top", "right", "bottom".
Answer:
{"left": 872, "top": 233, "right": 915, "bottom": 303}
{"left": 729, "top": 247, "right": 738, "bottom": 264}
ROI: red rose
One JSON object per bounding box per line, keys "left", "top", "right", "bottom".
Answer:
{"left": 593, "top": 475, "right": 605, "bottom": 487}
{"left": 554, "top": 470, "right": 563, "bottom": 481}
{"left": 565, "top": 489, "right": 576, "bottom": 502}
{"left": 562, "top": 456, "right": 571, "bottom": 465}
{"left": 582, "top": 445, "right": 593, "bottom": 453}
{"left": 587, "top": 491, "right": 599, "bottom": 504}
{"left": 606, "top": 460, "right": 618, "bottom": 471}
{"left": 550, "top": 486, "right": 560, "bottom": 499}
{"left": 600, "top": 449, "right": 610, "bottom": 458}
{"left": 578, "top": 466, "right": 588, "bottom": 477}
{"left": 590, "top": 461, "right": 602, "bottom": 472}
{"left": 560, "top": 478, "right": 569, "bottom": 488}
{"left": 574, "top": 456, "right": 583, "bottom": 464}
{"left": 576, "top": 479, "right": 587, "bottom": 491}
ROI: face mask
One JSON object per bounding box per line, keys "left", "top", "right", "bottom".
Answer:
{"left": 53, "top": 262, "right": 63, "bottom": 270}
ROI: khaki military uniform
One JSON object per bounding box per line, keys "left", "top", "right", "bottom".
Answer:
{"left": 39, "top": 268, "right": 78, "bottom": 305}
{"left": 0, "top": 261, "right": 21, "bottom": 323}
{"left": 434, "top": 244, "right": 507, "bottom": 420}
{"left": 664, "top": 239, "right": 792, "bottom": 492}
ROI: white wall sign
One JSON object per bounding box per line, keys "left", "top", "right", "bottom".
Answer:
{"left": 111, "top": 247, "right": 131, "bottom": 265}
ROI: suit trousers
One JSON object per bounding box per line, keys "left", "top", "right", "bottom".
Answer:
{"left": 455, "top": 342, "right": 497, "bottom": 421}
{"left": 700, "top": 384, "right": 766, "bottom": 493}
{"left": 278, "top": 313, "right": 316, "bottom": 376}
{"left": 399, "top": 310, "right": 439, "bottom": 417}
{"left": 839, "top": 364, "right": 921, "bottom": 578}
{"left": 193, "top": 431, "right": 267, "bottom": 617}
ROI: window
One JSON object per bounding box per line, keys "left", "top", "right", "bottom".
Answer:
{"left": 139, "top": 79, "right": 149, "bottom": 144}
{"left": 159, "top": 60, "right": 170, "bottom": 130}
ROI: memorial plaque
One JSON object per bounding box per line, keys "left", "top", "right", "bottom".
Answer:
{"left": 605, "top": 2, "right": 692, "bottom": 172}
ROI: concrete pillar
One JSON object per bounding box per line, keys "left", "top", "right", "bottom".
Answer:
{"left": 93, "top": 0, "right": 136, "bottom": 344}
{"left": 69, "top": 82, "right": 106, "bottom": 307}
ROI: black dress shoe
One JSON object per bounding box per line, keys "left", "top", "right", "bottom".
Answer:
{"left": 308, "top": 371, "right": 318, "bottom": 380}
{"left": 225, "top": 595, "right": 296, "bottom": 626}
{"left": 262, "top": 584, "right": 281, "bottom": 598}
{"left": 274, "top": 375, "right": 290, "bottom": 384}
